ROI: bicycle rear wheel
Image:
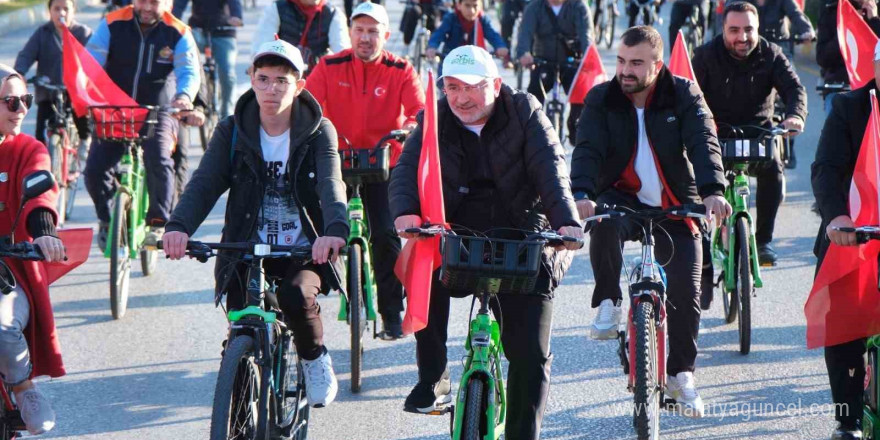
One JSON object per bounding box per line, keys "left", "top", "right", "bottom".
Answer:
{"left": 109, "top": 192, "right": 131, "bottom": 320}
{"left": 348, "top": 243, "right": 367, "bottom": 393}
{"left": 210, "top": 335, "right": 262, "bottom": 440}
{"left": 64, "top": 143, "right": 81, "bottom": 221}
{"left": 461, "top": 377, "right": 486, "bottom": 440}
{"left": 632, "top": 299, "right": 660, "bottom": 440}
{"left": 49, "top": 133, "right": 67, "bottom": 226}
{"left": 414, "top": 31, "right": 426, "bottom": 77}
{"left": 200, "top": 72, "right": 219, "bottom": 151}
{"left": 735, "top": 217, "right": 752, "bottom": 354}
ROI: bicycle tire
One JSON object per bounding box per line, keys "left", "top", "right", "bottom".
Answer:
{"left": 210, "top": 335, "right": 261, "bottom": 440}
{"left": 462, "top": 377, "right": 486, "bottom": 440}
{"left": 722, "top": 224, "right": 739, "bottom": 324}
{"left": 201, "top": 77, "right": 219, "bottom": 151}
{"left": 415, "top": 32, "right": 426, "bottom": 77}
{"left": 292, "top": 358, "right": 310, "bottom": 440}
{"left": 140, "top": 247, "right": 158, "bottom": 276}
{"left": 109, "top": 192, "right": 131, "bottom": 320}
{"left": 606, "top": 2, "right": 616, "bottom": 50}
{"left": 49, "top": 133, "right": 66, "bottom": 225}
{"left": 348, "top": 243, "right": 365, "bottom": 393}
{"left": 633, "top": 300, "right": 660, "bottom": 440}
{"left": 735, "top": 217, "right": 752, "bottom": 355}
{"left": 64, "top": 145, "right": 80, "bottom": 221}
{"left": 276, "top": 334, "right": 310, "bottom": 438}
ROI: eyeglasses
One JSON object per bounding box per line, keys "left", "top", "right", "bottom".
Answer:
{"left": 2, "top": 94, "right": 33, "bottom": 112}
{"left": 442, "top": 82, "right": 490, "bottom": 95}
{"left": 254, "top": 76, "right": 292, "bottom": 92}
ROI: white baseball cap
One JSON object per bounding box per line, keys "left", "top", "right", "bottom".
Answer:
{"left": 439, "top": 45, "right": 500, "bottom": 85}
{"left": 252, "top": 39, "right": 306, "bottom": 74}
{"left": 351, "top": 2, "right": 389, "bottom": 28}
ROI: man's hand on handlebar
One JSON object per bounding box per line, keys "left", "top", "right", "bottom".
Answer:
{"left": 162, "top": 231, "right": 190, "bottom": 260}
{"left": 519, "top": 53, "right": 534, "bottom": 68}
{"left": 228, "top": 17, "right": 243, "bottom": 27}
{"left": 557, "top": 226, "right": 584, "bottom": 250}
{"left": 782, "top": 116, "right": 804, "bottom": 137}
{"left": 703, "top": 195, "right": 732, "bottom": 228}
{"left": 395, "top": 215, "right": 423, "bottom": 239}
{"left": 425, "top": 48, "right": 438, "bottom": 61}
{"left": 33, "top": 236, "right": 66, "bottom": 263}
{"left": 495, "top": 48, "right": 510, "bottom": 59}
{"left": 827, "top": 215, "right": 858, "bottom": 247}
{"left": 178, "top": 109, "right": 206, "bottom": 127}
{"left": 575, "top": 199, "right": 597, "bottom": 220}
{"left": 171, "top": 96, "right": 194, "bottom": 111}
{"left": 313, "top": 236, "right": 345, "bottom": 264}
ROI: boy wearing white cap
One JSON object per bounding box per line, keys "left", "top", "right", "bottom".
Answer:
{"left": 164, "top": 40, "right": 349, "bottom": 408}
{"left": 389, "top": 45, "right": 584, "bottom": 440}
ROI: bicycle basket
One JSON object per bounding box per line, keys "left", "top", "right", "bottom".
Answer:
{"left": 719, "top": 137, "right": 773, "bottom": 163}
{"left": 339, "top": 147, "right": 390, "bottom": 184}
{"left": 439, "top": 235, "right": 543, "bottom": 294}
{"left": 89, "top": 105, "right": 158, "bottom": 142}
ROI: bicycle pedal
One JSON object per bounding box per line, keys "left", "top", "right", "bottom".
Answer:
{"left": 426, "top": 405, "right": 453, "bottom": 416}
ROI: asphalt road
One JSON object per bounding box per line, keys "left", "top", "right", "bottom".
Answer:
{"left": 0, "top": 2, "right": 838, "bottom": 439}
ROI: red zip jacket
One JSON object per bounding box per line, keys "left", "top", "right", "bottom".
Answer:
{"left": 306, "top": 49, "right": 425, "bottom": 166}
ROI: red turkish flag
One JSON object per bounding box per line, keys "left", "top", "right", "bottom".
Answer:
{"left": 568, "top": 44, "right": 608, "bottom": 104}
{"left": 805, "top": 91, "right": 880, "bottom": 349}
{"left": 474, "top": 14, "right": 486, "bottom": 49}
{"left": 669, "top": 30, "right": 699, "bottom": 88}
{"left": 837, "top": 0, "right": 879, "bottom": 89}
{"left": 394, "top": 70, "right": 447, "bottom": 335}
{"left": 44, "top": 228, "right": 93, "bottom": 285}
{"left": 61, "top": 24, "right": 146, "bottom": 138}
{"left": 795, "top": 0, "right": 804, "bottom": 9}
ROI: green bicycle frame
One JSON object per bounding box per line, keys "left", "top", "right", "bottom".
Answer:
{"left": 865, "top": 334, "right": 879, "bottom": 439}
{"left": 104, "top": 143, "right": 150, "bottom": 260}
{"left": 452, "top": 295, "right": 507, "bottom": 440}
{"left": 337, "top": 189, "right": 378, "bottom": 322}
{"left": 711, "top": 164, "right": 764, "bottom": 291}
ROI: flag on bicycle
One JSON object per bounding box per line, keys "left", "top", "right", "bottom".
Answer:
{"left": 669, "top": 30, "right": 699, "bottom": 89}
{"left": 568, "top": 44, "right": 607, "bottom": 104}
{"left": 805, "top": 91, "right": 880, "bottom": 349}
{"left": 474, "top": 14, "right": 486, "bottom": 49}
{"left": 61, "top": 24, "right": 146, "bottom": 137}
{"left": 837, "top": 0, "right": 879, "bottom": 89}
{"left": 45, "top": 228, "right": 93, "bottom": 285}
{"left": 394, "top": 70, "right": 446, "bottom": 335}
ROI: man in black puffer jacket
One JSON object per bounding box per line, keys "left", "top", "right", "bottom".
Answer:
{"left": 389, "top": 46, "right": 583, "bottom": 440}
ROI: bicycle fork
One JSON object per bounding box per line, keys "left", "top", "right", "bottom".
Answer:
{"left": 625, "top": 235, "right": 667, "bottom": 394}
{"left": 337, "top": 186, "right": 378, "bottom": 325}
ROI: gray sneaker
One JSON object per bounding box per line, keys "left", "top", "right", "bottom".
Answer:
{"left": 591, "top": 299, "right": 622, "bottom": 340}
{"left": 143, "top": 226, "right": 164, "bottom": 249}
{"left": 15, "top": 387, "right": 56, "bottom": 435}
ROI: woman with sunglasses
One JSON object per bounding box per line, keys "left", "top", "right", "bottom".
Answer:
{"left": 0, "top": 65, "right": 68, "bottom": 435}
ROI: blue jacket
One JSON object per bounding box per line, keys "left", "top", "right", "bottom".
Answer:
{"left": 87, "top": 6, "right": 200, "bottom": 106}
{"left": 427, "top": 12, "right": 506, "bottom": 57}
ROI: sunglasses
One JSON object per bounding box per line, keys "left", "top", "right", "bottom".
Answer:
{"left": 2, "top": 94, "right": 33, "bottom": 112}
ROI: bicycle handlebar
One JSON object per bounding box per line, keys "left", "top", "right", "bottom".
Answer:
{"left": 0, "top": 240, "right": 46, "bottom": 261}
{"left": 27, "top": 76, "right": 65, "bottom": 92}
{"left": 582, "top": 203, "right": 708, "bottom": 224}
{"left": 717, "top": 123, "right": 801, "bottom": 138}
{"left": 157, "top": 240, "right": 316, "bottom": 263}
{"left": 833, "top": 226, "right": 880, "bottom": 244}
{"left": 402, "top": 226, "right": 584, "bottom": 248}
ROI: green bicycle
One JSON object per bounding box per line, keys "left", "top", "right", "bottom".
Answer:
{"left": 337, "top": 129, "right": 409, "bottom": 393}
{"left": 405, "top": 226, "right": 581, "bottom": 439}
{"left": 711, "top": 124, "right": 795, "bottom": 354}
{"left": 89, "top": 105, "right": 167, "bottom": 319}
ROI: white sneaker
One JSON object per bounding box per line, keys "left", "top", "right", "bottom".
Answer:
{"left": 666, "top": 372, "right": 705, "bottom": 418}
{"left": 301, "top": 349, "right": 338, "bottom": 408}
{"left": 591, "top": 299, "right": 622, "bottom": 340}
{"left": 15, "top": 386, "right": 56, "bottom": 434}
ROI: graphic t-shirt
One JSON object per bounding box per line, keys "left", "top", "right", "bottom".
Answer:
{"left": 257, "top": 128, "right": 310, "bottom": 246}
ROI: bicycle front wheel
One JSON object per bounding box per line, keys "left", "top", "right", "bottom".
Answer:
{"left": 49, "top": 133, "right": 67, "bottom": 226}
{"left": 109, "top": 192, "right": 131, "bottom": 320}
{"left": 210, "top": 335, "right": 263, "bottom": 440}
{"left": 348, "top": 243, "right": 366, "bottom": 393}
{"left": 633, "top": 299, "right": 660, "bottom": 440}
{"left": 462, "top": 377, "right": 486, "bottom": 440}
{"left": 735, "top": 217, "right": 752, "bottom": 355}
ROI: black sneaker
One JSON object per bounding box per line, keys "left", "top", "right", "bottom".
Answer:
{"left": 403, "top": 369, "right": 452, "bottom": 414}
{"left": 97, "top": 221, "right": 109, "bottom": 251}
{"left": 378, "top": 312, "right": 404, "bottom": 341}
{"left": 832, "top": 424, "right": 862, "bottom": 440}
{"left": 757, "top": 243, "right": 778, "bottom": 267}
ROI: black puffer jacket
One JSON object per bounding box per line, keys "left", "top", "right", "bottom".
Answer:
{"left": 389, "top": 84, "right": 581, "bottom": 292}
{"left": 692, "top": 35, "right": 807, "bottom": 135}
{"left": 816, "top": 0, "right": 880, "bottom": 84}
{"left": 166, "top": 89, "right": 349, "bottom": 298}
{"left": 811, "top": 80, "right": 877, "bottom": 263}
{"left": 745, "top": 0, "right": 813, "bottom": 43}
{"left": 571, "top": 67, "right": 726, "bottom": 203}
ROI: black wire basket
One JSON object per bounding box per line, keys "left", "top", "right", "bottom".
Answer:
{"left": 339, "top": 147, "right": 391, "bottom": 184}
{"left": 440, "top": 235, "right": 544, "bottom": 294}
{"left": 89, "top": 105, "right": 159, "bottom": 143}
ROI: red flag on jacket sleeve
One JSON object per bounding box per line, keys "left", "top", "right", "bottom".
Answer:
{"left": 838, "top": 0, "right": 879, "bottom": 89}
{"left": 61, "top": 25, "right": 146, "bottom": 138}
{"left": 568, "top": 44, "right": 608, "bottom": 104}
{"left": 474, "top": 15, "right": 486, "bottom": 49}
{"left": 394, "top": 70, "right": 446, "bottom": 335}
{"left": 669, "top": 31, "right": 699, "bottom": 87}
{"left": 805, "top": 90, "right": 880, "bottom": 349}
{"left": 45, "top": 228, "right": 93, "bottom": 285}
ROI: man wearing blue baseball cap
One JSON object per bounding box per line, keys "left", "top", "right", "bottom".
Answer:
{"left": 389, "top": 45, "right": 584, "bottom": 440}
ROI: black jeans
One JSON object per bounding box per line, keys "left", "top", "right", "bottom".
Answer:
{"left": 360, "top": 180, "right": 404, "bottom": 318}
{"left": 527, "top": 63, "right": 583, "bottom": 145}
{"left": 226, "top": 260, "right": 325, "bottom": 361}
{"left": 743, "top": 150, "right": 785, "bottom": 245}
{"left": 415, "top": 272, "right": 554, "bottom": 440}
{"left": 400, "top": 1, "right": 437, "bottom": 46}
{"left": 825, "top": 338, "right": 867, "bottom": 429}
{"left": 589, "top": 189, "right": 702, "bottom": 375}
{"left": 501, "top": 0, "right": 527, "bottom": 48}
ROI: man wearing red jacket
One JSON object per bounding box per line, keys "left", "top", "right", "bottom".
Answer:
{"left": 306, "top": 2, "right": 425, "bottom": 339}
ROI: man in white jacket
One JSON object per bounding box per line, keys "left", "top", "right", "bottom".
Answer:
{"left": 252, "top": 0, "right": 350, "bottom": 74}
